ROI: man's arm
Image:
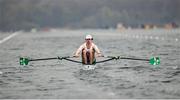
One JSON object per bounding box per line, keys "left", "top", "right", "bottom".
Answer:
{"left": 73, "top": 44, "right": 84, "bottom": 57}
{"left": 93, "top": 44, "right": 104, "bottom": 57}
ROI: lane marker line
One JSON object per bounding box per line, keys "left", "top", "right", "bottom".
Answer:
{"left": 119, "top": 33, "right": 179, "bottom": 42}
{"left": 0, "top": 31, "right": 20, "bottom": 44}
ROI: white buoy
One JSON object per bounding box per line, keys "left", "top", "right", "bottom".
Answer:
{"left": 155, "top": 36, "right": 159, "bottom": 40}
{"left": 145, "top": 36, "right": 148, "bottom": 39}
{"left": 0, "top": 71, "right": 3, "bottom": 75}
{"left": 150, "top": 36, "right": 153, "bottom": 39}
{"left": 175, "top": 38, "right": 178, "bottom": 42}
{"left": 136, "top": 35, "right": 139, "bottom": 38}
{"left": 172, "top": 66, "right": 178, "bottom": 69}
{"left": 161, "top": 37, "right": 164, "bottom": 41}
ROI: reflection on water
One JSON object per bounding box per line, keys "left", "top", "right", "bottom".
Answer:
{"left": 0, "top": 29, "right": 180, "bottom": 99}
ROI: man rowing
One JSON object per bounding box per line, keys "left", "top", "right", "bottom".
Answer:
{"left": 73, "top": 34, "right": 104, "bottom": 65}
{"left": 19, "top": 34, "right": 160, "bottom": 66}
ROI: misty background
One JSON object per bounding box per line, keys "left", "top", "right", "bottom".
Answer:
{"left": 0, "top": 0, "right": 179, "bottom": 31}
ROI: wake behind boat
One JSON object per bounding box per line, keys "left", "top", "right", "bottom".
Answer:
{"left": 82, "top": 64, "right": 97, "bottom": 70}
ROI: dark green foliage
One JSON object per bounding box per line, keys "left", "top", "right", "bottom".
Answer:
{"left": 0, "top": 0, "right": 179, "bottom": 31}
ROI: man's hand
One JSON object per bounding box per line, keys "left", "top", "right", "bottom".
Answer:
{"left": 73, "top": 55, "right": 79, "bottom": 58}
{"left": 97, "top": 53, "right": 104, "bottom": 57}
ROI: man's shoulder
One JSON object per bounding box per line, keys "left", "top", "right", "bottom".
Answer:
{"left": 80, "top": 43, "right": 86, "bottom": 47}
{"left": 92, "top": 43, "right": 97, "bottom": 47}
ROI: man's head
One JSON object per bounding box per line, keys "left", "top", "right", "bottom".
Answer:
{"left": 85, "top": 34, "right": 93, "bottom": 44}
{"left": 85, "top": 34, "right": 93, "bottom": 40}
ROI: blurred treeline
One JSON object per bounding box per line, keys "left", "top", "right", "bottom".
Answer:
{"left": 0, "top": 0, "right": 179, "bottom": 31}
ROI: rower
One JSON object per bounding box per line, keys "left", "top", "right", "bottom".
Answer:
{"left": 73, "top": 34, "right": 103, "bottom": 65}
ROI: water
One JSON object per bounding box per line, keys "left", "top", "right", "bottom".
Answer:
{"left": 0, "top": 29, "right": 180, "bottom": 99}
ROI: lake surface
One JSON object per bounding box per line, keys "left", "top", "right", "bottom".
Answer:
{"left": 0, "top": 29, "right": 180, "bottom": 99}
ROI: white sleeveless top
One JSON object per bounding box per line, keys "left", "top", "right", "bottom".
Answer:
{"left": 75, "top": 43, "right": 101, "bottom": 56}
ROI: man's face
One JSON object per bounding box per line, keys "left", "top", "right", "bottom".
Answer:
{"left": 85, "top": 38, "right": 93, "bottom": 44}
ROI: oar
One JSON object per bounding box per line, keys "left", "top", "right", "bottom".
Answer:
{"left": 19, "top": 56, "right": 72, "bottom": 66}
{"left": 19, "top": 56, "right": 160, "bottom": 66}
{"left": 105, "top": 56, "right": 160, "bottom": 65}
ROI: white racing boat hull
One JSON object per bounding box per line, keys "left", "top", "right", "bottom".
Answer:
{"left": 82, "top": 64, "right": 96, "bottom": 70}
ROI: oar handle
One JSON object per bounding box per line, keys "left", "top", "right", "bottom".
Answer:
{"left": 29, "top": 57, "right": 58, "bottom": 61}
{"left": 104, "top": 56, "right": 160, "bottom": 65}
{"left": 29, "top": 56, "right": 74, "bottom": 61}
{"left": 57, "top": 56, "right": 74, "bottom": 60}
{"left": 120, "top": 57, "right": 149, "bottom": 61}
{"left": 106, "top": 56, "right": 148, "bottom": 61}
{"left": 20, "top": 56, "right": 74, "bottom": 65}
{"left": 29, "top": 56, "right": 73, "bottom": 61}
{"left": 106, "top": 56, "right": 120, "bottom": 60}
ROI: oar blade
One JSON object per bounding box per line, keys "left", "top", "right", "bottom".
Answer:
{"left": 19, "top": 57, "right": 29, "bottom": 65}
{"left": 149, "top": 57, "right": 160, "bottom": 65}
